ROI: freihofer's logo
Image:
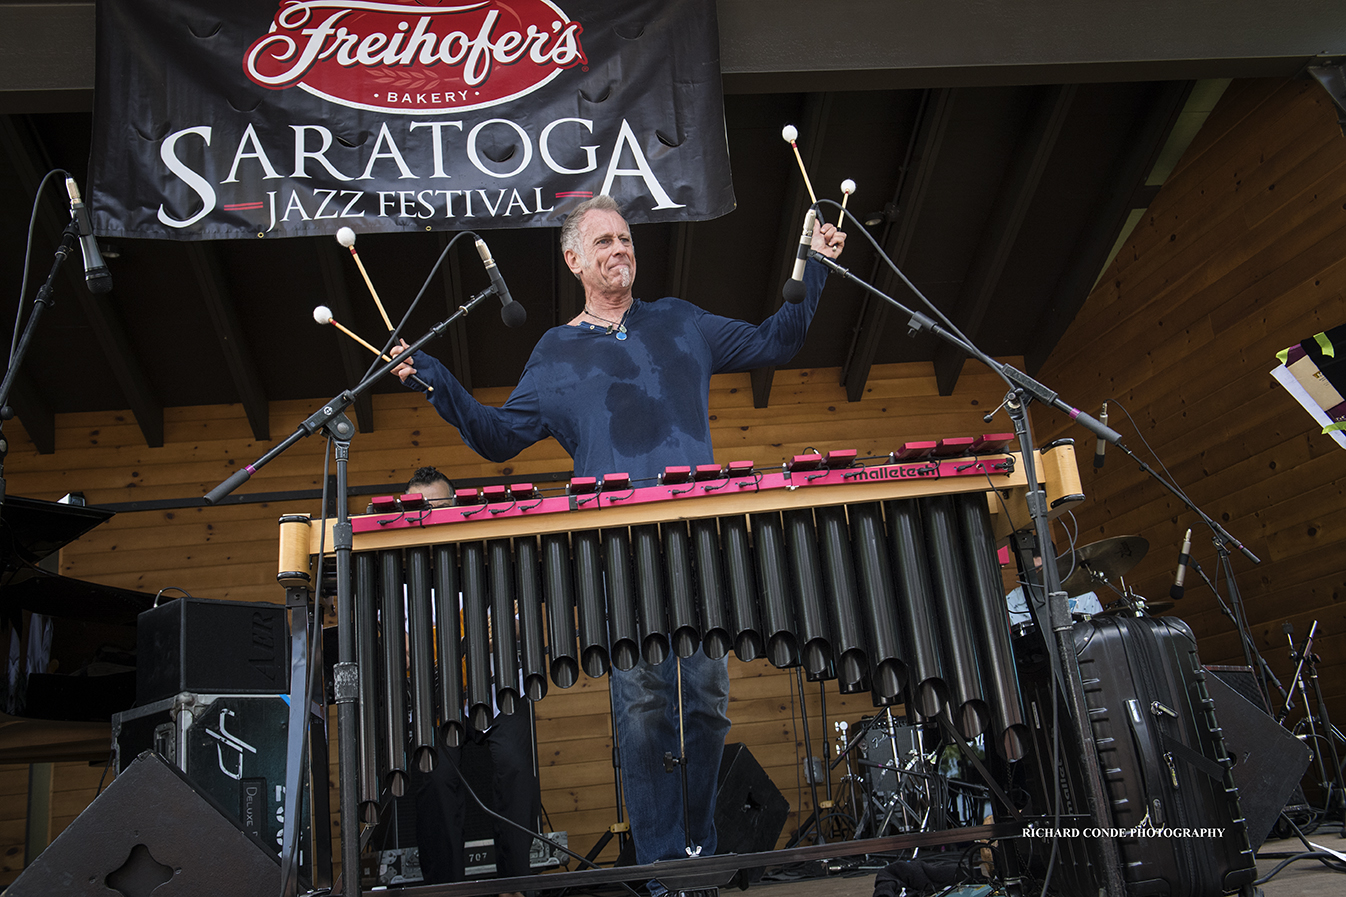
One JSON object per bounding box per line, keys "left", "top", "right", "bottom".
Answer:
{"left": 245, "top": 0, "right": 587, "bottom": 114}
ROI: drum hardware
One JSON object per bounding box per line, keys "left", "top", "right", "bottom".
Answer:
{"left": 1100, "top": 588, "right": 1175, "bottom": 617}
{"left": 829, "top": 710, "right": 946, "bottom": 842}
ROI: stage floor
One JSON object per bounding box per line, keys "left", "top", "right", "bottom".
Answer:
{"left": 507, "top": 831, "right": 1346, "bottom": 897}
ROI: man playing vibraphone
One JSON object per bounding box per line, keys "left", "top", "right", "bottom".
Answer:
{"left": 392, "top": 195, "right": 845, "bottom": 897}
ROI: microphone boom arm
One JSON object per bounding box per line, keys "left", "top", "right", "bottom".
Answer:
{"left": 204, "top": 283, "right": 498, "bottom": 505}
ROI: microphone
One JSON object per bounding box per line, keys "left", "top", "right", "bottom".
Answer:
{"left": 65, "top": 177, "right": 112, "bottom": 294}
{"left": 1170, "top": 527, "right": 1192, "bottom": 599}
{"left": 475, "top": 237, "right": 526, "bottom": 328}
{"left": 781, "top": 206, "right": 818, "bottom": 304}
{"left": 1093, "top": 402, "right": 1108, "bottom": 468}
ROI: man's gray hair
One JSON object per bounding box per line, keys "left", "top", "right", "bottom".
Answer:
{"left": 560, "top": 195, "right": 624, "bottom": 274}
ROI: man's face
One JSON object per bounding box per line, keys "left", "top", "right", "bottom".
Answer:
{"left": 566, "top": 209, "right": 636, "bottom": 295}
{"left": 417, "top": 480, "right": 453, "bottom": 507}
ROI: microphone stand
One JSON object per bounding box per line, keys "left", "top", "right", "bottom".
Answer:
{"left": 806, "top": 233, "right": 1127, "bottom": 897}
{"left": 1098, "top": 443, "right": 1272, "bottom": 713}
{"left": 1187, "top": 556, "right": 1287, "bottom": 713}
{"left": 0, "top": 216, "right": 81, "bottom": 510}
{"left": 204, "top": 283, "right": 501, "bottom": 897}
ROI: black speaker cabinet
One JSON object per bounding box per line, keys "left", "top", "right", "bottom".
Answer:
{"left": 1205, "top": 669, "right": 1311, "bottom": 849}
{"left": 111, "top": 692, "right": 321, "bottom": 877}
{"left": 136, "top": 598, "right": 288, "bottom": 705}
{"left": 7, "top": 751, "right": 280, "bottom": 896}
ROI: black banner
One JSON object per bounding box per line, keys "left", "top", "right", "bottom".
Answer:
{"left": 89, "top": 0, "right": 734, "bottom": 240}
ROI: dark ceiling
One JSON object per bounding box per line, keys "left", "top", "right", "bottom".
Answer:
{"left": 1, "top": 1, "right": 1343, "bottom": 454}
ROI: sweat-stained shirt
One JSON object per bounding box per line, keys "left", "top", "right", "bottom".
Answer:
{"left": 409, "top": 260, "right": 829, "bottom": 482}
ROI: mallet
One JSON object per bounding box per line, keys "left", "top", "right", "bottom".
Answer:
{"left": 336, "top": 227, "right": 394, "bottom": 331}
{"left": 313, "top": 305, "right": 433, "bottom": 393}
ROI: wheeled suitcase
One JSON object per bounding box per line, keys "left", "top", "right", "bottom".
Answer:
{"left": 1013, "top": 614, "right": 1257, "bottom": 896}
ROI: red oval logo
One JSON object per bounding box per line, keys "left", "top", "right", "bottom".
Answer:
{"left": 244, "top": 0, "right": 587, "bottom": 114}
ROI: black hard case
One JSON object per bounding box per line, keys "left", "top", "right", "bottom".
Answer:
{"left": 1015, "top": 614, "right": 1257, "bottom": 896}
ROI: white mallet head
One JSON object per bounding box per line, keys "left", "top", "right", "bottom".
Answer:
{"left": 781, "top": 124, "right": 798, "bottom": 144}
{"left": 841, "top": 179, "right": 857, "bottom": 196}
{"left": 313, "top": 305, "right": 333, "bottom": 325}
{"left": 335, "top": 227, "right": 356, "bottom": 248}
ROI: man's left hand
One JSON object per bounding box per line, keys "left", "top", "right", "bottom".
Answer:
{"left": 813, "top": 221, "right": 846, "bottom": 258}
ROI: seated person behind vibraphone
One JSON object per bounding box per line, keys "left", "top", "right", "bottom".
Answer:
{"left": 1006, "top": 549, "right": 1103, "bottom": 627}
{"left": 407, "top": 467, "right": 540, "bottom": 896}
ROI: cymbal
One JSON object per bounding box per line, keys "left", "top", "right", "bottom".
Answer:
{"left": 1061, "top": 535, "right": 1149, "bottom": 593}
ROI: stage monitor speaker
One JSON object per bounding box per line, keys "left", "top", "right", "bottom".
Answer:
{"left": 1205, "top": 664, "right": 1270, "bottom": 712}
{"left": 1205, "top": 670, "right": 1311, "bottom": 850}
{"left": 714, "top": 742, "right": 791, "bottom": 858}
{"left": 7, "top": 751, "right": 280, "bottom": 897}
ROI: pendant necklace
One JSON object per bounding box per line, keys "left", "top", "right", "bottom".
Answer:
{"left": 583, "top": 303, "right": 631, "bottom": 340}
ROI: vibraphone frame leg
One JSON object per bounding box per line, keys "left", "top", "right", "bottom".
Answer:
{"left": 605, "top": 674, "right": 631, "bottom": 856}
{"left": 784, "top": 666, "right": 828, "bottom": 847}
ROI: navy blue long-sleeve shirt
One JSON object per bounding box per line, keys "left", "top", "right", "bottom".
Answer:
{"left": 412, "top": 259, "right": 828, "bottom": 482}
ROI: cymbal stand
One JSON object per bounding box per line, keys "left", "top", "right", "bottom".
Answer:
{"left": 1279, "top": 621, "right": 1346, "bottom": 822}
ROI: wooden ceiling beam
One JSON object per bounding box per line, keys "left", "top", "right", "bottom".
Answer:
{"left": 184, "top": 243, "right": 270, "bottom": 441}
{"left": 842, "top": 88, "right": 956, "bottom": 402}
{"left": 932, "top": 83, "right": 1076, "bottom": 395}
{"left": 436, "top": 235, "right": 473, "bottom": 393}
{"left": 667, "top": 222, "right": 695, "bottom": 303}
{"left": 4, "top": 371, "right": 55, "bottom": 455}
{"left": 753, "top": 92, "right": 832, "bottom": 409}
{"left": 1024, "top": 80, "right": 1193, "bottom": 374}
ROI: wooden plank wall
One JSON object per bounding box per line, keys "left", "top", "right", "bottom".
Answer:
{"left": 0, "top": 359, "right": 1011, "bottom": 885}
{"left": 1032, "top": 77, "right": 1346, "bottom": 801}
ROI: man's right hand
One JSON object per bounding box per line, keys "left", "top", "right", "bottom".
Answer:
{"left": 390, "top": 339, "right": 417, "bottom": 384}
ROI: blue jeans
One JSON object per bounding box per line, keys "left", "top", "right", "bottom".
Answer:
{"left": 611, "top": 651, "right": 731, "bottom": 868}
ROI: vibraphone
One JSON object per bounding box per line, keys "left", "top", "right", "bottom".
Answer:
{"left": 279, "top": 436, "right": 1082, "bottom": 822}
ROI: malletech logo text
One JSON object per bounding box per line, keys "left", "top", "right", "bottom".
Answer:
{"left": 245, "top": 0, "right": 587, "bottom": 114}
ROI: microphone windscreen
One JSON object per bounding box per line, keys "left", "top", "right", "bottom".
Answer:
{"left": 501, "top": 300, "right": 527, "bottom": 328}
{"left": 782, "top": 277, "right": 808, "bottom": 304}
